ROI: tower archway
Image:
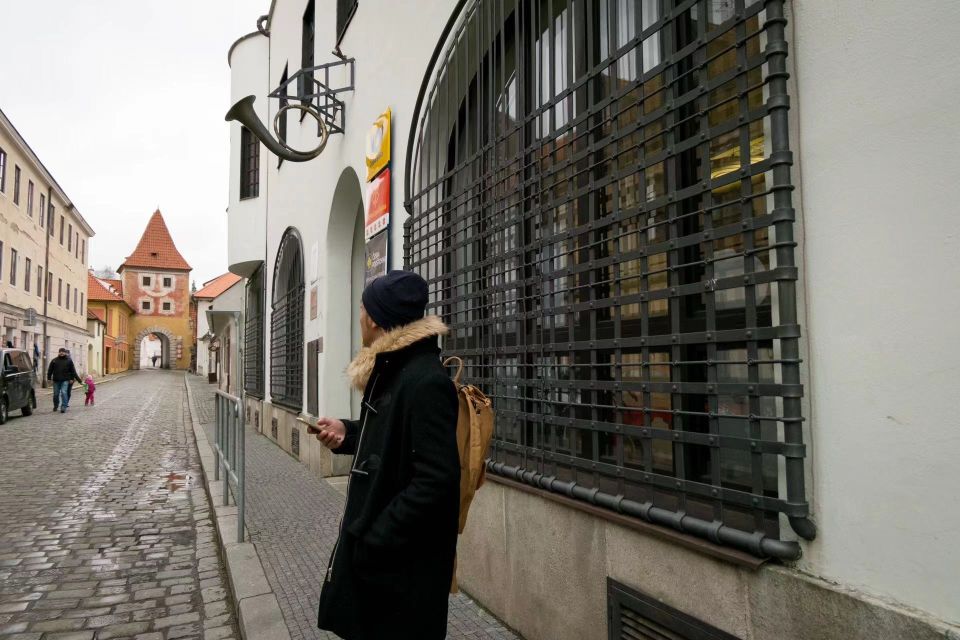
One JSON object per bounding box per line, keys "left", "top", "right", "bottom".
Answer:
{"left": 131, "top": 326, "right": 181, "bottom": 370}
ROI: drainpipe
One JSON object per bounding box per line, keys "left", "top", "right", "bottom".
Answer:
{"left": 40, "top": 186, "right": 52, "bottom": 388}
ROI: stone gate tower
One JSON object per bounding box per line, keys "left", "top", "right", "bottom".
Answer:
{"left": 119, "top": 209, "right": 194, "bottom": 370}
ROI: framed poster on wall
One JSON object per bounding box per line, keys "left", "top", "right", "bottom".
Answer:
{"left": 365, "top": 231, "right": 388, "bottom": 285}
{"left": 365, "top": 167, "right": 390, "bottom": 240}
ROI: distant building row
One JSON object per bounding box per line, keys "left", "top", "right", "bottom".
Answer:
{"left": 1, "top": 106, "right": 199, "bottom": 379}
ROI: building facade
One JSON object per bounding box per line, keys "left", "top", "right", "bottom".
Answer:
{"left": 86, "top": 309, "right": 105, "bottom": 378}
{"left": 87, "top": 272, "right": 133, "bottom": 374}
{"left": 119, "top": 210, "right": 195, "bottom": 370}
{"left": 1, "top": 107, "right": 95, "bottom": 375}
{"left": 225, "top": 1, "right": 959, "bottom": 638}
{"left": 193, "top": 272, "right": 243, "bottom": 391}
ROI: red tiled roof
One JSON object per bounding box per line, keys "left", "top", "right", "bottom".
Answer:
{"left": 105, "top": 278, "right": 123, "bottom": 295}
{"left": 87, "top": 308, "right": 106, "bottom": 323}
{"left": 88, "top": 272, "right": 125, "bottom": 303}
{"left": 119, "top": 209, "right": 192, "bottom": 271}
{"left": 194, "top": 272, "right": 242, "bottom": 299}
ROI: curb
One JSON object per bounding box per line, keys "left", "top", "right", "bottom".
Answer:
{"left": 184, "top": 376, "right": 292, "bottom": 640}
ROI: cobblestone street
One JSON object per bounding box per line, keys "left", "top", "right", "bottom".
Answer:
{"left": 0, "top": 371, "right": 239, "bottom": 640}
{"left": 186, "top": 375, "right": 519, "bottom": 640}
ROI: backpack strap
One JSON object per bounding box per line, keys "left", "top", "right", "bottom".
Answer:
{"left": 443, "top": 356, "right": 464, "bottom": 386}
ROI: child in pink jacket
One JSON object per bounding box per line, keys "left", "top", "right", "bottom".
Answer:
{"left": 83, "top": 375, "right": 96, "bottom": 406}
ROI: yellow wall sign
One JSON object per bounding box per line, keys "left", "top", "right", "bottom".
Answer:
{"left": 365, "top": 108, "right": 391, "bottom": 181}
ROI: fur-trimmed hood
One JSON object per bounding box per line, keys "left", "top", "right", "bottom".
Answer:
{"left": 347, "top": 316, "right": 448, "bottom": 391}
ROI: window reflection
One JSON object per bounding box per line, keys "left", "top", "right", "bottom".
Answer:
{"left": 409, "top": 0, "right": 794, "bottom": 538}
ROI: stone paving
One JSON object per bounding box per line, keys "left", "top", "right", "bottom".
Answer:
{"left": 187, "top": 375, "right": 520, "bottom": 640}
{"left": 0, "top": 370, "right": 239, "bottom": 640}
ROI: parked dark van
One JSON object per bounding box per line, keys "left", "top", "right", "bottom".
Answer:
{"left": 1, "top": 348, "right": 36, "bottom": 424}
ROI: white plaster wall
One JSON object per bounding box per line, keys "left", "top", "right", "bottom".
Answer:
{"left": 225, "top": 0, "right": 960, "bottom": 627}
{"left": 86, "top": 320, "right": 103, "bottom": 377}
{"left": 792, "top": 0, "right": 960, "bottom": 623}
{"left": 211, "top": 283, "right": 244, "bottom": 394}
{"left": 228, "top": 32, "right": 270, "bottom": 277}
{"left": 254, "top": 0, "right": 457, "bottom": 414}
{"left": 195, "top": 300, "right": 212, "bottom": 376}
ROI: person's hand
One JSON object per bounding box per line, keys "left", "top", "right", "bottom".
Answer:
{"left": 313, "top": 417, "right": 346, "bottom": 449}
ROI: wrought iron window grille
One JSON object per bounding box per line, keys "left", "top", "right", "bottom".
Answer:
{"left": 244, "top": 266, "right": 266, "bottom": 398}
{"left": 270, "top": 286, "right": 305, "bottom": 410}
{"left": 404, "top": 0, "right": 813, "bottom": 560}
{"left": 270, "top": 231, "right": 305, "bottom": 411}
{"left": 268, "top": 57, "right": 356, "bottom": 136}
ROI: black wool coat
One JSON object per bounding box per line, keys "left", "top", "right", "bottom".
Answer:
{"left": 317, "top": 316, "right": 460, "bottom": 640}
{"left": 47, "top": 356, "right": 81, "bottom": 383}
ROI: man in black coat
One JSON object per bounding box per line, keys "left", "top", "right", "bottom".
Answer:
{"left": 47, "top": 347, "right": 83, "bottom": 413}
{"left": 313, "top": 270, "right": 460, "bottom": 640}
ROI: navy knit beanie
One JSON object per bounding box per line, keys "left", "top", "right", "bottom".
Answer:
{"left": 361, "top": 270, "right": 429, "bottom": 330}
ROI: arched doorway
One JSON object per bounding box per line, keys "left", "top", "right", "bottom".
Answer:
{"left": 131, "top": 327, "right": 180, "bottom": 370}
{"left": 324, "top": 167, "right": 365, "bottom": 420}
{"left": 139, "top": 333, "right": 167, "bottom": 369}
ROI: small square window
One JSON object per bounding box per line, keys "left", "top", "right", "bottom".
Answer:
{"left": 162, "top": 302, "right": 171, "bottom": 311}
{"left": 142, "top": 300, "right": 151, "bottom": 311}
{"left": 163, "top": 277, "right": 172, "bottom": 287}
{"left": 143, "top": 276, "right": 151, "bottom": 286}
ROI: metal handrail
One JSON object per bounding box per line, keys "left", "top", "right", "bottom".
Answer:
{"left": 214, "top": 389, "right": 245, "bottom": 543}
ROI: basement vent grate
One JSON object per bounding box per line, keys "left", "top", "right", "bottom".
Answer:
{"left": 607, "top": 579, "right": 740, "bottom": 640}
{"left": 291, "top": 428, "right": 300, "bottom": 458}
{"left": 271, "top": 417, "right": 278, "bottom": 440}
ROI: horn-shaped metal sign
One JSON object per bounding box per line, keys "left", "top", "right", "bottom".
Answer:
{"left": 225, "top": 95, "right": 329, "bottom": 162}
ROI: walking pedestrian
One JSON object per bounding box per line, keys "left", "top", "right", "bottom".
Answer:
{"left": 83, "top": 375, "right": 96, "bottom": 406}
{"left": 151, "top": 354, "right": 159, "bottom": 368}
{"left": 313, "top": 270, "right": 460, "bottom": 640}
{"left": 47, "top": 348, "right": 82, "bottom": 413}
{"left": 33, "top": 343, "right": 40, "bottom": 375}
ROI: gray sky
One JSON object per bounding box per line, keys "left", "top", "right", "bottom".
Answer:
{"left": 0, "top": 0, "right": 268, "bottom": 286}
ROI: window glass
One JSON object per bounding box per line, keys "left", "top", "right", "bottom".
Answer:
{"left": 270, "top": 231, "right": 304, "bottom": 409}
{"left": 407, "top": 0, "right": 808, "bottom": 551}
{"left": 13, "top": 166, "right": 21, "bottom": 204}
{"left": 15, "top": 352, "right": 31, "bottom": 372}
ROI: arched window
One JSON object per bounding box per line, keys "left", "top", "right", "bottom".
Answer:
{"left": 404, "top": 0, "right": 811, "bottom": 559}
{"left": 270, "top": 229, "right": 304, "bottom": 409}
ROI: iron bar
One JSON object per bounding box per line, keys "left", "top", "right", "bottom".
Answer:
{"left": 404, "top": 0, "right": 813, "bottom": 558}
{"left": 214, "top": 390, "right": 245, "bottom": 543}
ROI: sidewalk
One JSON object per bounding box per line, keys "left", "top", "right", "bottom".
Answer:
{"left": 186, "top": 374, "right": 520, "bottom": 640}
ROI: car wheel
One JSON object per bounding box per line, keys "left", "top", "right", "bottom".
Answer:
{"left": 0, "top": 396, "right": 8, "bottom": 425}
{"left": 22, "top": 393, "right": 34, "bottom": 416}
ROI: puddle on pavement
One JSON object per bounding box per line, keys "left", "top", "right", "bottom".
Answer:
{"left": 163, "top": 472, "right": 192, "bottom": 492}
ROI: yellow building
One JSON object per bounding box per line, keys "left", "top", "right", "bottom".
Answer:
{"left": 118, "top": 210, "right": 194, "bottom": 370}
{"left": 86, "top": 272, "right": 133, "bottom": 374}
{"left": 1, "top": 107, "right": 95, "bottom": 373}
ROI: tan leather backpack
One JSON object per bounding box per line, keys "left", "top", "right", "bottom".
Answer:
{"left": 444, "top": 356, "right": 495, "bottom": 592}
